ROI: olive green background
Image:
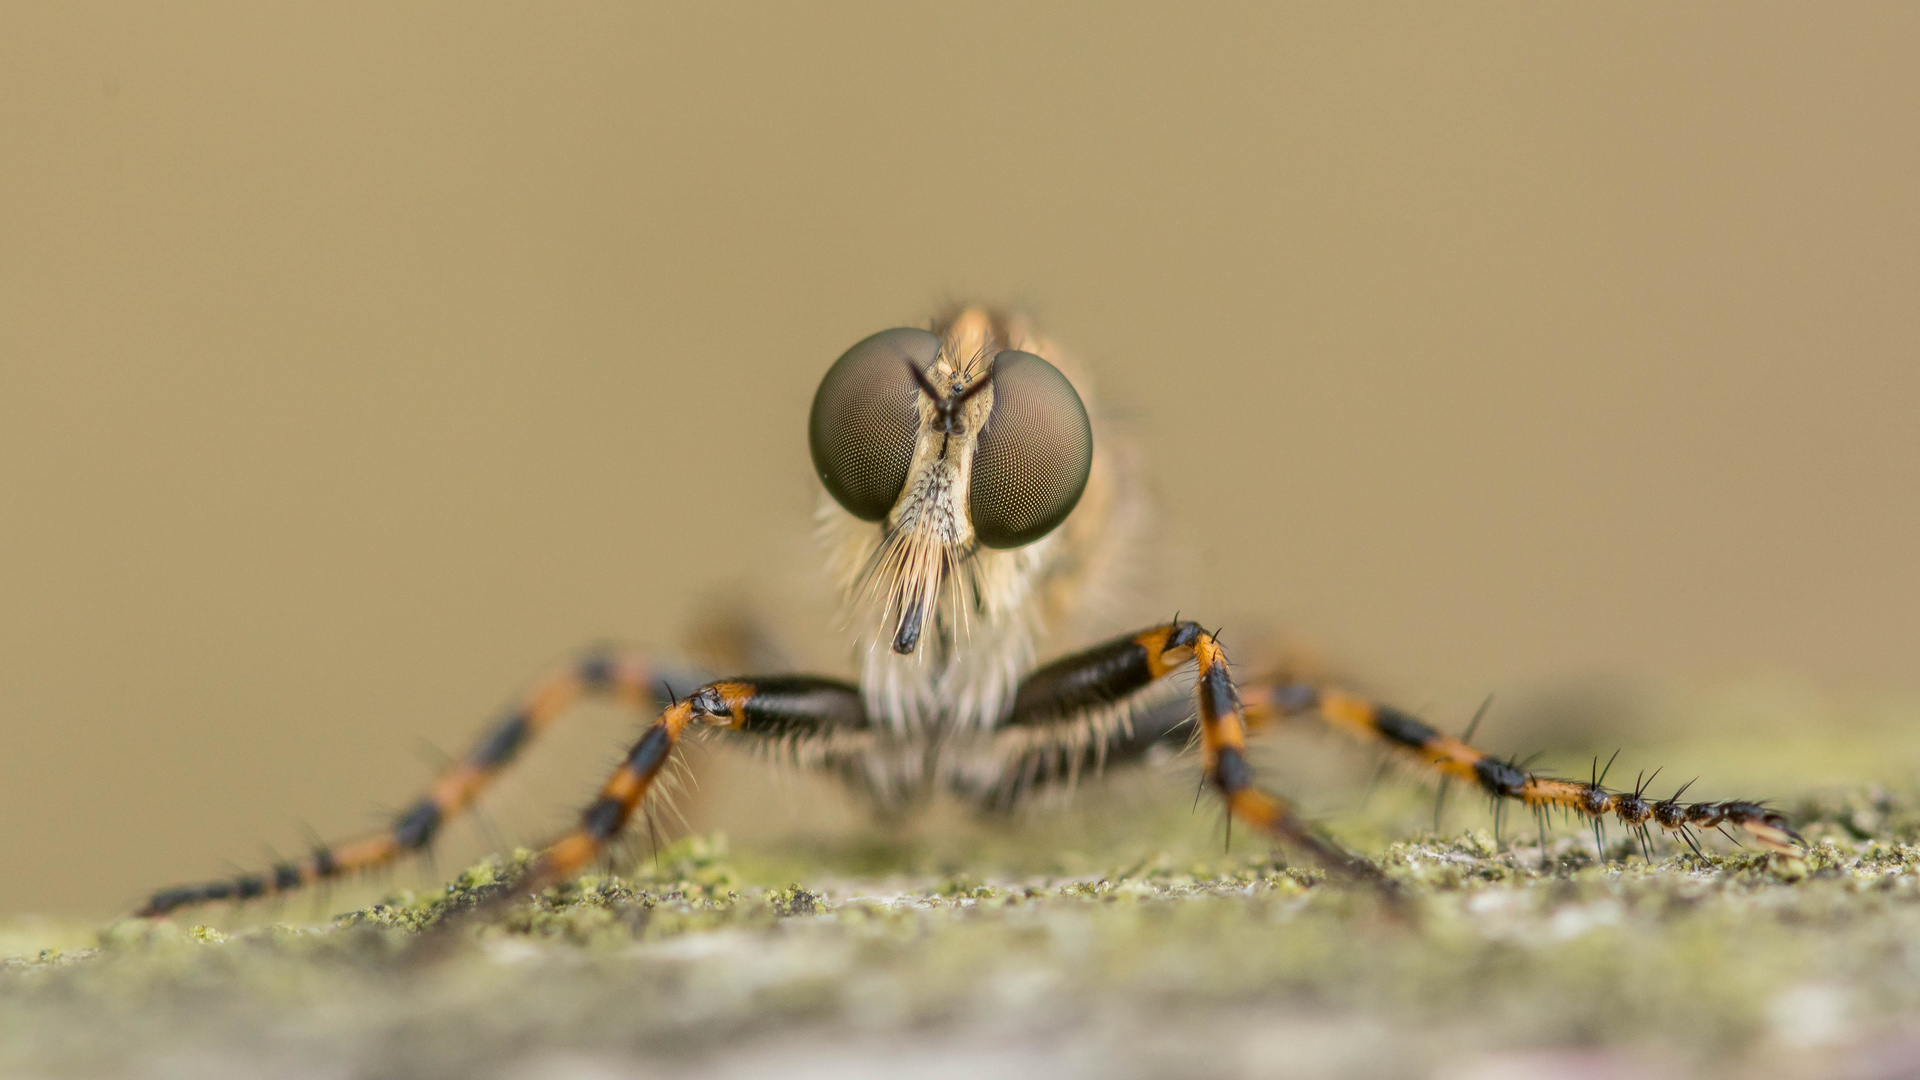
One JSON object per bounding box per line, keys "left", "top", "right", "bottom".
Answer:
{"left": 1, "top": 4, "right": 1915, "bottom": 919}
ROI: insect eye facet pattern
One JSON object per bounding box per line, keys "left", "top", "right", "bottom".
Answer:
{"left": 134, "top": 307, "right": 1801, "bottom": 921}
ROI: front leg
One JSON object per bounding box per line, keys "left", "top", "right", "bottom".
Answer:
{"left": 957, "top": 620, "right": 1402, "bottom": 898}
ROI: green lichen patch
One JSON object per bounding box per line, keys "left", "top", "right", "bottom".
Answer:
{"left": 4, "top": 816, "right": 1920, "bottom": 1079}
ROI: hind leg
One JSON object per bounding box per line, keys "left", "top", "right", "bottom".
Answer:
{"left": 1237, "top": 678, "right": 1800, "bottom": 855}
{"left": 139, "top": 649, "right": 698, "bottom": 917}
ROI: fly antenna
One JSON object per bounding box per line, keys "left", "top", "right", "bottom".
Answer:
{"left": 904, "top": 358, "right": 943, "bottom": 402}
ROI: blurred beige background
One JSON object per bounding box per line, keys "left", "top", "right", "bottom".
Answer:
{"left": 0, "top": 3, "right": 1915, "bottom": 919}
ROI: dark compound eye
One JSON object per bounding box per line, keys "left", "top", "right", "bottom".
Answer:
{"left": 970, "top": 350, "right": 1093, "bottom": 548}
{"left": 809, "top": 327, "right": 940, "bottom": 521}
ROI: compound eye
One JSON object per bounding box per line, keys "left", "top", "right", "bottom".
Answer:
{"left": 969, "top": 350, "right": 1093, "bottom": 548}
{"left": 810, "top": 328, "right": 940, "bottom": 521}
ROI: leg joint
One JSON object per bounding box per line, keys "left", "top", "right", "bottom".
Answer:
{"left": 393, "top": 799, "right": 443, "bottom": 850}
{"left": 581, "top": 796, "right": 625, "bottom": 841}
{"left": 1167, "top": 621, "right": 1204, "bottom": 652}
{"left": 1473, "top": 757, "right": 1528, "bottom": 797}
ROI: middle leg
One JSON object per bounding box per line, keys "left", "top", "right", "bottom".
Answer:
{"left": 477, "top": 675, "right": 880, "bottom": 907}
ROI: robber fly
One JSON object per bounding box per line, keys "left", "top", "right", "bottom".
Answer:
{"left": 138, "top": 307, "right": 1796, "bottom": 918}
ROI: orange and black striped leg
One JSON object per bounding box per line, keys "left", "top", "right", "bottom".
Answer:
{"left": 137, "top": 650, "right": 688, "bottom": 918}
{"left": 478, "top": 676, "right": 871, "bottom": 910}
{"left": 961, "top": 621, "right": 1400, "bottom": 899}
{"left": 1239, "top": 680, "right": 1803, "bottom": 859}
